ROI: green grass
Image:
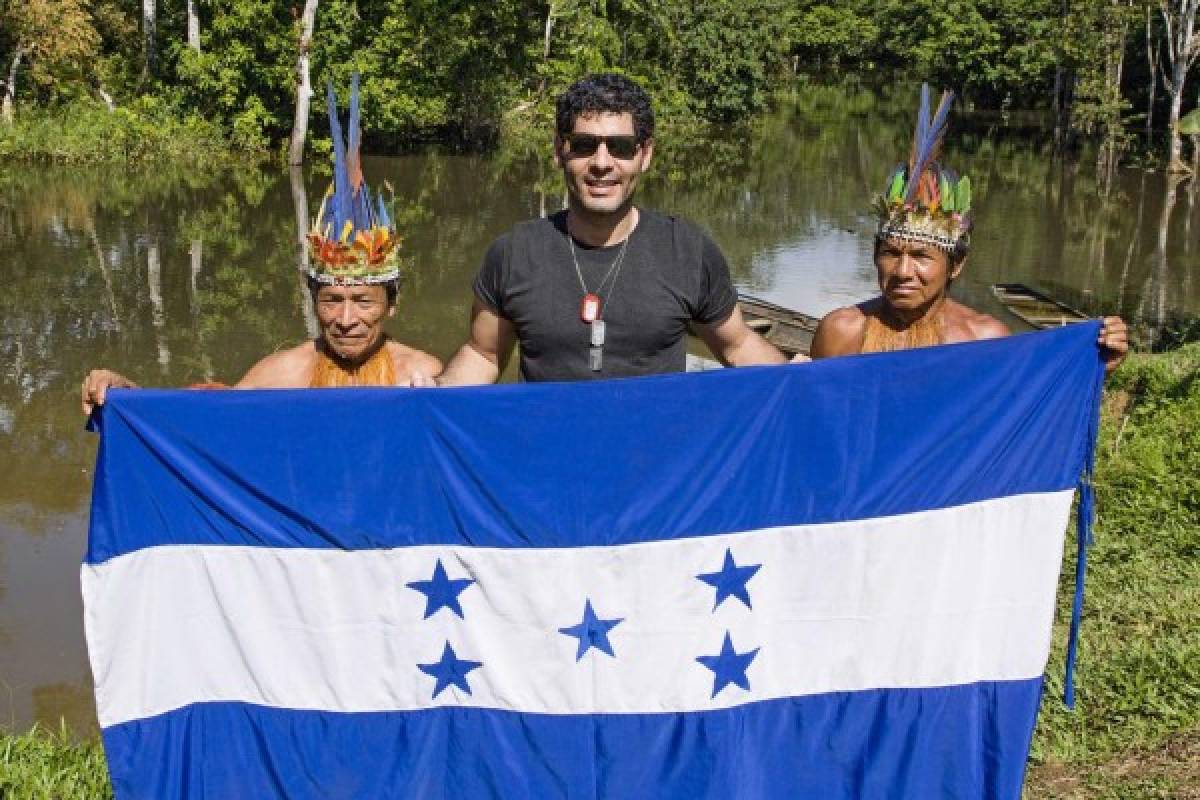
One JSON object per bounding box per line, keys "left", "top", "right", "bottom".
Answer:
{"left": 1027, "top": 343, "right": 1200, "bottom": 797}
{"left": 1, "top": 347, "right": 1196, "bottom": 797}
{"left": 0, "top": 724, "right": 112, "bottom": 799}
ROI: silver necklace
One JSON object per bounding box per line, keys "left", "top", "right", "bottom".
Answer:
{"left": 567, "top": 229, "right": 632, "bottom": 372}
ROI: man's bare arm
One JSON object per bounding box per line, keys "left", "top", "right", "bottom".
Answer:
{"left": 810, "top": 307, "right": 866, "bottom": 359}
{"left": 695, "top": 305, "right": 789, "bottom": 367}
{"left": 435, "top": 301, "right": 516, "bottom": 386}
{"left": 234, "top": 344, "right": 314, "bottom": 389}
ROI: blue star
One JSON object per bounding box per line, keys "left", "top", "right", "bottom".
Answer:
{"left": 418, "top": 641, "right": 483, "bottom": 698}
{"left": 407, "top": 559, "right": 474, "bottom": 619}
{"left": 696, "top": 548, "right": 761, "bottom": 610}
{"left": 696, "top": 631, "right": 760, "bottom": 698}
{"left": 558, "top": 599, "right": 623, "bottom": 661}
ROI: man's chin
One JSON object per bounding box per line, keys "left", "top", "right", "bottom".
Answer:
{"left": 325, "top": 340, "right": 370, "bottom": 364}
{"left": 571, "top": 187, "right": 634, "bottom": 217}
{"left": 578, "top": 199, "right": 625, "bottom": 216}
{"left": 883, "top": 293, "right": 925, "bottom": 311}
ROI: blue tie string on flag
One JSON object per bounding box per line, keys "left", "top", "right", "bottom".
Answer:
{"left": 83, "top": 323, "right": 1104, "bottom": 799}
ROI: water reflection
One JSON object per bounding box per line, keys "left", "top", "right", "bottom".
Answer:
{"left": 0, "top": 83, "right": 1196, "bottom": 734}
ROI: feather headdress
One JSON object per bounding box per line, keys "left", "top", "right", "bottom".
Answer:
{"left": 307, "top": 74, "right": 400, "bottom": 285}
{"left": 874, "top": 84, "right": 972, "bottom": 254}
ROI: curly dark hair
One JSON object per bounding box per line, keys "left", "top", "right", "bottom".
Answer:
{"left": 555, "top": 73, "right": 655, "bottom": 143}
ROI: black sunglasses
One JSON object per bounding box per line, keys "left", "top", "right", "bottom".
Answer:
{"left": 562, "top": 133, "right": 642, "bottom": 160}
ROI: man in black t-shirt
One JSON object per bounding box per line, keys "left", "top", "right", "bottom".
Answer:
{"left": 431, "top": 73, "right": 789, "bottom": 384}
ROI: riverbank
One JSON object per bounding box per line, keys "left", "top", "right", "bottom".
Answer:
{"left": 0, "top": 100, "right": 245, "bottom": 166}
{"left": 1, "top": 345, "right": 1196, "bottom": 798}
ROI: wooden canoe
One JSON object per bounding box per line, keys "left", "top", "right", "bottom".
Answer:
{"left": 736, "top": 294, "right": 819, "bottom": 357}
{"left": 687, "top": 294, "right": 819, "bottom": 370}
{"left": 990, "top": 283, "right": 1090, "bottom": 329}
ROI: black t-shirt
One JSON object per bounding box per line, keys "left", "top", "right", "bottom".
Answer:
{"left": 473, "top": 209, "right": 737, "bottom": 382}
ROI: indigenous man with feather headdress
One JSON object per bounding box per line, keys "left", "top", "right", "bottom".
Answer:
{"left": 811, "top": 85, "right": 1128, "bottom": 370}
{"left": 82, "top": 75, "right": 441, "bottom": 414}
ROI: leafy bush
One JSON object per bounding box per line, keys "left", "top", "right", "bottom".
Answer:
{"left": 0, "top": 99, "right": 237, "bottom": 164}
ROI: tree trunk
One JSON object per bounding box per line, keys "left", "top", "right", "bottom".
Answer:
{"left": 288, "top": 0, "right": 319, "bottom": 166}
{"left": 1160, "top": 0, "right": 1198, "bottom": 172}
{"left": 1164, "top": 60, "right": 1190, "bottom": 170}
{"left": 187, "top": 0, "right": 201, "bottom": 52}
{"left": 1146, "top": 6, "right": 1158, "bottom": 143}
{"left": 1053, "top": 0, "right": 1073, "bottom": 148}
{"left": 1152, "top": 175, "right": 1182, "bottom": 346}
{"left": 290, "top": 166, "right": 320, "bottom": 339}
{"left": 2, "top": 45, "right": 26, "bottom": 126}
{"left": 142, "top": 0, "right": 158, "bottom": 80}
{"left": 97, "top": 84, "right": 116, "bottom": 111}
{"left": 537, "top": 3, "right": 557, "bottom": 95}
{"left": 1095, "top": 0, "right": 1129, "bottom": 191}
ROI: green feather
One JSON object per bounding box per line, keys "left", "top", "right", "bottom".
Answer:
{"left": 955, "top": 176, "right": 972, "bottom": 214}
{"left": 939, "top": 174, "right": 955, "bottom": 212}
{"left": 887, "top": 171, "right": 906, "bottom": 202}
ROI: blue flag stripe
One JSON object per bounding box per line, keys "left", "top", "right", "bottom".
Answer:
{"left": 85, "top": 324, "right": 1103, "bottom": 563}
{"left": 101, "top": 680, "right": 1043, "bottom": 800}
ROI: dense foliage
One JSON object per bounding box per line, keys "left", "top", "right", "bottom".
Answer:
{"left": 0, "top": 0, "right": 791, "bottom": 159}
{"left": 789, "top": 0, "right": 1198, "bottom": 172}
{"left": 0, "top": 1, "right": 1195, "bottom": 164}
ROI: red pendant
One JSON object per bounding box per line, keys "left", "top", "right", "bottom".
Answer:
{"left": 580, "top": 293, "right": 601, "bottom": 323}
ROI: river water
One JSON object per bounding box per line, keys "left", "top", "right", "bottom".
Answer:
{"left": 1, "top": 83, "right": 1197, "bottom": 735}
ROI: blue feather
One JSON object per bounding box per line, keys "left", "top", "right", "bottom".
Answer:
{"left": 926, "top": 90, "right": 954, "bottom": 152}
{"left": 904, "top": 84, "right": 932, "bottom": 199}
{"left": 347, "top": 74, "right": 361, "bottom": 173}
{"left": 325, "top": 81, "right": 353, "bottom": 238}
{"left": 375, "top": 191, "right": 391, "bottom": 229}
{"left": 346, "top": 74, "right": 372, "bottom": 232}
{"left": 905, "top": 86, "right": 955, "bottom": 204}
{"left": 917, "top": 84, "right": 931, "bottom": 149}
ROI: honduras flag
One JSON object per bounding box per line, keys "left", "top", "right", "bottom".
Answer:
{"left": 83, "top": 322, "right": 1104, "bottom": 799}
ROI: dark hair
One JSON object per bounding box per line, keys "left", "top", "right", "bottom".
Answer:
{"left": 307, "top": 277, "right": 398, "bottom": 306}
{"left": 950, "top": 238, "right": 970, "bottom": 266}
{"left": 555, "top": 73, "right": 655, "bottom": 143}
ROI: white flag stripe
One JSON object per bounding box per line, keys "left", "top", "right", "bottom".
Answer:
{"left": 83, "top": 491, "right": 1072, "bottom": 728}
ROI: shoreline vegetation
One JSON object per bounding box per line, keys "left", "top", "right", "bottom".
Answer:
{"left": 0, "top": 98, "right": 235, "bottom": 166}
{"left": 1, "top": 345, "right": 1196, "bottom": 798}
{"left": 1, "top": 1, "right": 1196, "bottom": 171}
